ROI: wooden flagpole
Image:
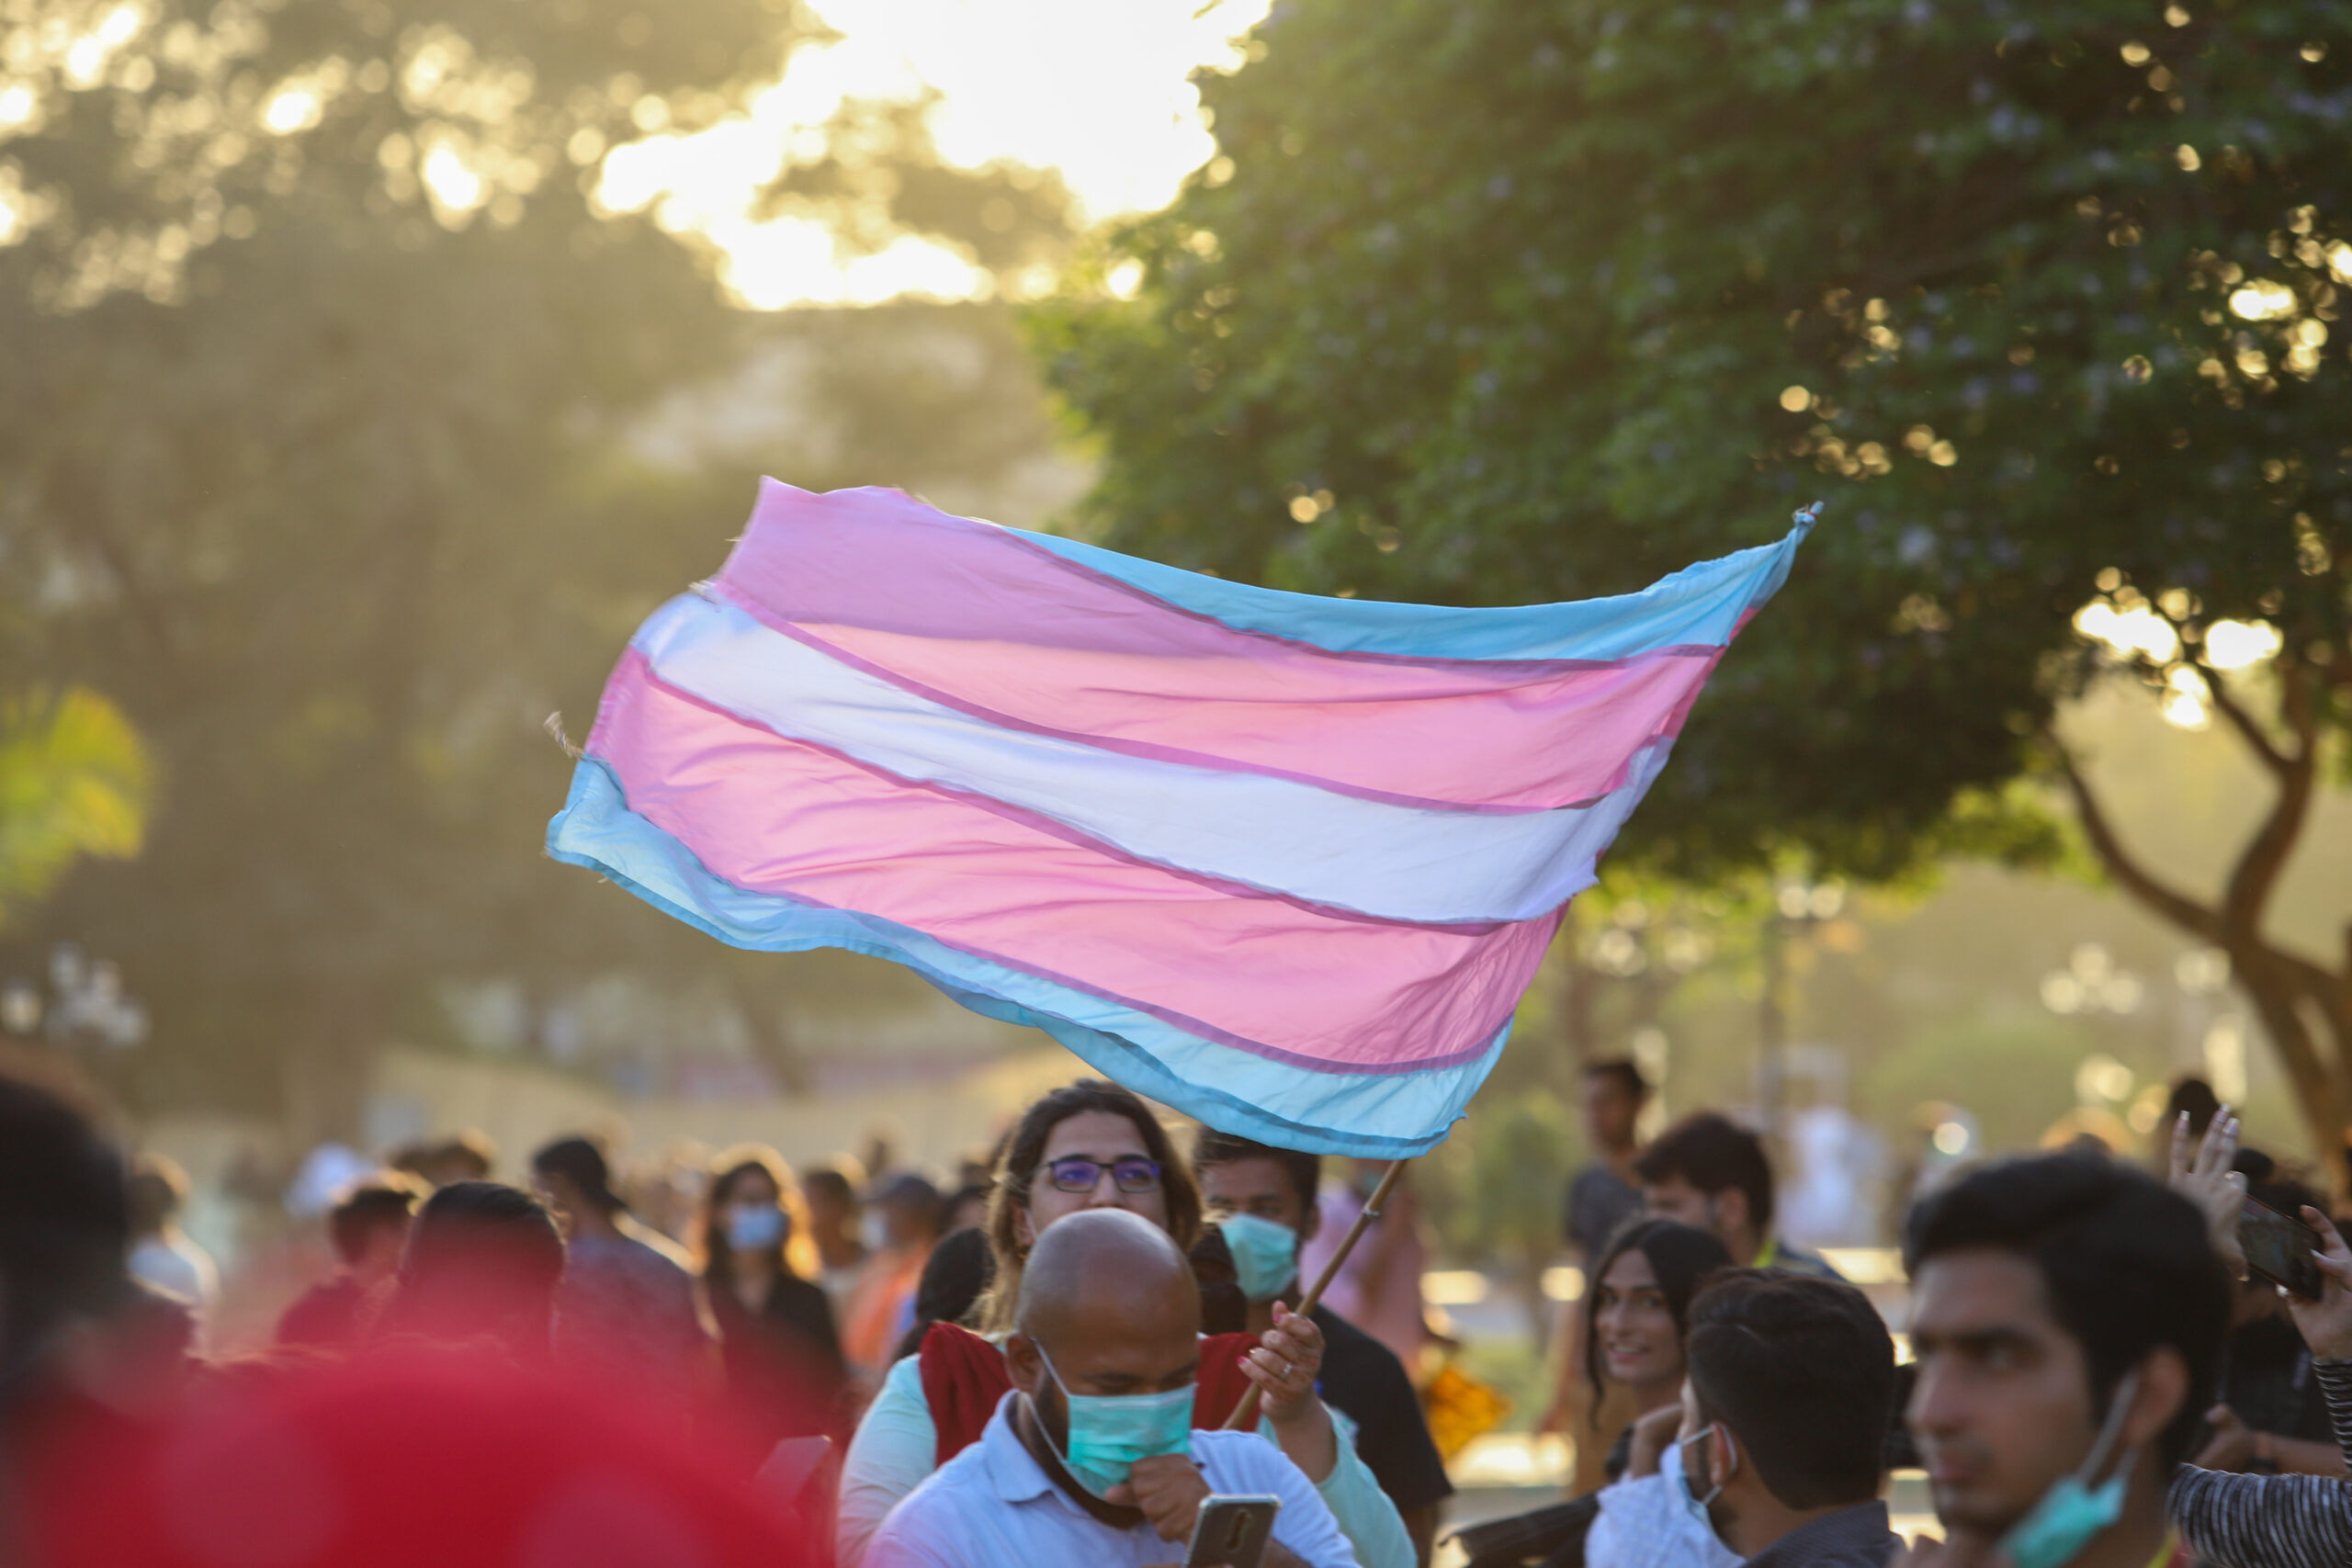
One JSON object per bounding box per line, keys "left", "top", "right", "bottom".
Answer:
{"left": 1222, "top": 1156, "right": 1409, "bottom": 1430}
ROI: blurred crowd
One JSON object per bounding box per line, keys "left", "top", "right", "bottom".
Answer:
{"left": 10, "top": 1049, "right": 2352, "bottom": 1568}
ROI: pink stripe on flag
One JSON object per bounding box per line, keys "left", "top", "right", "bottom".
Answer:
{"left": 713, "top": 483, "right": 1725, "bottom": 811}
{"left": 588, "top": 650, "right": 1557, "bottom": 1071}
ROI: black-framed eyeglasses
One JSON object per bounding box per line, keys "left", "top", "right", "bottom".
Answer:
{"left": 1046, "top": 1156, "right": 1163, "bottom": 1194}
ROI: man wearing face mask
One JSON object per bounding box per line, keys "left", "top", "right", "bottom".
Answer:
{"left": 1903, "top": 1154, "right": 2228, "bottom": 1568}
{"left": 1674, "top": 1269, "right": 1901, "bottom": 1567}
{"left": 865, "top": 1208, "right": 1358, "bottom": 1568}
{"left": 1194, "top": 1132, "right": 1451, "bottom": 1565}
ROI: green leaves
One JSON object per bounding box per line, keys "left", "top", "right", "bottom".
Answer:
{"left": 0, "top": 0, "right": 1078, "bottom": 1112}
{"left": 0, "top": 686, "right": 153, "bottom": 927}
{"left": 1046, "top": 0, "right": 2352, "bottom": 884}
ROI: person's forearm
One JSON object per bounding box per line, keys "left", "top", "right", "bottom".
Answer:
{"left": 2170, "top": 1464, "right": 2352, "bottom": 1568}
{"left": 1261, "top": 1543, "right": 1309, "bottom": 1568}
{"left": 1269, "top": 1397, "right": 1339, "bottom": 1482}
{"left": 2268, "top": 1433, "right": 2349, "bottom": 1477}
{"left": 1306, "top": 1426, "right": 1415, "bottom": 1568}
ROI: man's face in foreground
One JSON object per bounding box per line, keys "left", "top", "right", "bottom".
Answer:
{"left": 1906, "top": 1247, "right": 2106, "bottom": 1539}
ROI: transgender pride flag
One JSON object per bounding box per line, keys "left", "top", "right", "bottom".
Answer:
{"left": 548, "top": 480, "right": 1814, "bottom": 1156}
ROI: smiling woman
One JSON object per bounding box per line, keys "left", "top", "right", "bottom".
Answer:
{"left": 1582, "top": 1219, "right": 1734, "bottom": 1471}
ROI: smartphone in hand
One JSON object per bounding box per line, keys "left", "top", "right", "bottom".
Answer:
{"left": 1186, "top": 1495, "right": 1282, "bottom": 1568}
{"left": 2239, "top": 1198, "right": 2325, "bottom": 1300}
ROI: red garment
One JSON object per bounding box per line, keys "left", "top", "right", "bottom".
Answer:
{"left": 1193, "top": 1331, "right": 1261, "bottom": 1431}
{"left": 918, "top": 1322, "right": 1014, "bottom": 1466}
{"left": 21, "top": 1344, "right": 815, "bottom": 1568}
{"left": 917, "top": 1323, "right": 1268, "bottom": 1464}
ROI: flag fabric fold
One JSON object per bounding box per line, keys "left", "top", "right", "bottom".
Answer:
{"left": 549, "top": 480, "right": 1812, "bottom": 1156}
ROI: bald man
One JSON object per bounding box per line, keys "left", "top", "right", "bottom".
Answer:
{"left": 865, "top": 1209, "right": 1360, "bottom": 1568}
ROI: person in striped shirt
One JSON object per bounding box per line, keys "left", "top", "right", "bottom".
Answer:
{"left": 2164, "top": 1108, "right": 2352, "bottom": 1568}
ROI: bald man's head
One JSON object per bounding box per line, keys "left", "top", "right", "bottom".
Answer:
{"left": 1007, "top": 1208, "right": 1201, "bottom": 1406}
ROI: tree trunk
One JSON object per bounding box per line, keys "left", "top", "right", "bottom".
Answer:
{"left": 2051, "top": 660, "right": 2351, "bottom": 1185}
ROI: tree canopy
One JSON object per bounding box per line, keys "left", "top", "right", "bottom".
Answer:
{"left": 0, "top": 687, "right": 153, "bottom": 924}
{"left": 1040, "top": 0, "right": 2351, "bottom": 1149}
{"left": 1, "top": 0, "right": 1075, "bottom": 1123}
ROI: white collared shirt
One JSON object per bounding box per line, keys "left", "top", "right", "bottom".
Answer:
{"left": 1585, "top": 1436, "right": 1741, "bottom": 1568}
{"left": 865, "top": 1392, "right": 1360, "bottom": 1568}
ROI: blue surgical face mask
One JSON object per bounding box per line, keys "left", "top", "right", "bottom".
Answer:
{"left": 1997, "top": 1370, "right": 2142, "bottom": 1568}
{"left": 726, "top": 1204, "right": 786, "bottom": 1251}
{"left": 1220, "top": 1213, "right": 1300, "bottom": 1304}
{"left": 1034, "top": 1345, "right": 1197, "bottom": 1498}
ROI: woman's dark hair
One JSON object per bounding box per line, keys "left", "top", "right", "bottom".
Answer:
{"left": 386, "top": 1181, "right": 564, "bottom": 1359}
{"left": 890, "top": 1226, "right": 998, "bottom": 1361}
{"left": 1186, "top": 1224, "right": 1250, "bottom": 1336}
{"left": 697, "top": 1145, "right": 817, "bottom": 1294}
{"left": 1905, "top": 1152, "right": 2229, "bottom": 1467}
{"left": 978, "top": 1079, "right": 1202, "bottom": 1331}
{"left": 1583, "top": 1217, "right": 1734, "bottom": 1418}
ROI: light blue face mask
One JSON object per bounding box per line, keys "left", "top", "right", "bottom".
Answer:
{"left": 726, "top": 1204, "right": 785, "bottom": 1251}
{"left": 1035, "top": 1345, "right": 1197, "bottom": 1499}
{"left": 1220, "top": 1213, "right": 1300, "bottom": 1304}
{"left": 1997, "top": 1370, "right": 2142, "bottom": 1568}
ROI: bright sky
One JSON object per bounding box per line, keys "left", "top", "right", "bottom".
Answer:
{"left": 594, "top": 0, "right": 1272, "bottom": 310}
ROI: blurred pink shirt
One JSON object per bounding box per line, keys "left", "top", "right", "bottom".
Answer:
{"left": 1299, "top": 1185, "right": 1426, "bottom": 1372}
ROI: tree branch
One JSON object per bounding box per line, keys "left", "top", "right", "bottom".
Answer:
{"left": 2199, "top": 662, "right": 2293, "bottom": 776}
{"left": 2220, "top": 662, "right": 2318, "bottom": 936}
{"left": 2134, "top": 592, "right": 2289, "bottom": 773}
{"left": 2047, "top": 733, "right": 2222, "bottom": 940}
{"left": 2233, "top": 950, "right": 2348, "bottom": 1144}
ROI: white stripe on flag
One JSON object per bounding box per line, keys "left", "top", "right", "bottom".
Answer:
{"left": 631, "top": 593, "right": 1674, "bottom": 926}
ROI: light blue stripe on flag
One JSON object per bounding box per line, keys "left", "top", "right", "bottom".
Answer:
{"left": 548, "top": 758, "right": 1505, "bottom": 1156}
{"left": 1003, "top": 513, "right": 1813, "bottom": 663}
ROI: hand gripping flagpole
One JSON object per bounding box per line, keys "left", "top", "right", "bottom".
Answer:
{"left": 1222, "top": 1157, "right": 1410, "bottom": 1430}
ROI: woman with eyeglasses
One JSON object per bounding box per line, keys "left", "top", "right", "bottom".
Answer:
{"left": 833, "top": 1079, "right": 1413, "bottom": 1568}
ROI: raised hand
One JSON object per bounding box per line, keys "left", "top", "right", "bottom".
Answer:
{"left": 1624, "top": 1403, "right": 1687, "bottom": 1480}
{"left": 1245, "top": 1301, "right": 1325, "bottom": 1421}
{"left": 2166, "top": 1106, "right": 2245, "bottom": 1278}
{"left": 2288, "top": 1206, "right": 2352, "bottom": 1362}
